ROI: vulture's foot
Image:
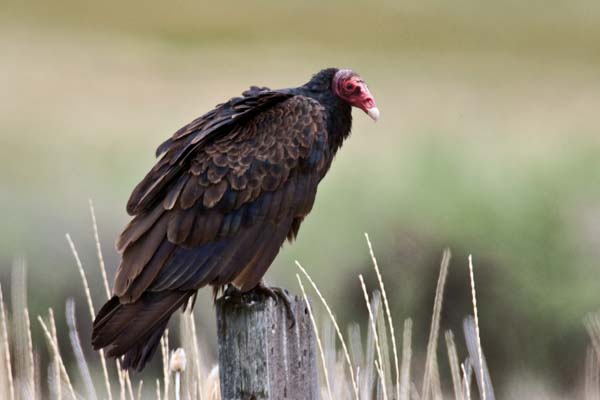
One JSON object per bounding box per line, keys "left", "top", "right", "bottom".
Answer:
{"left": 222, "top": 284, "right": 244, "bottom": 304}
{"left": 254, "top": 281, "right": 296, "bottom": 329}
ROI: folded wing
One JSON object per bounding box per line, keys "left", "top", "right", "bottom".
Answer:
{"left": 114, "top": 94, "right": 330, "bottom": 303}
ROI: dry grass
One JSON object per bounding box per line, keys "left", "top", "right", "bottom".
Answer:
{"left": 585, "top": 313, "right": 600, "bottom": 400}
{"left": 0, "top": 210, "right": 597, "bottom": 399}
{"left": 0, "top": 203, "right": 221, "bottom": 400}
{"left": 295, "top": 243, "right": 498, "bottom": 400}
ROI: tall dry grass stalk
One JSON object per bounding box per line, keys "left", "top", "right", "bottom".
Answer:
{"left": 161, "top": 330, "right": 172, "bottom": 400}
{"left": 48, "top": 308, "right": 61, "bottom": 399}
{"left": 12, "top": 259, "right": 37, "bottom": 400}
{"left": 445, "top": 331, "right": 463, "bottom": 400}
{"left": 359, "top": 275, "right": 388, "bottom": 400}
{"left": 38, "top": 311, "right": 76, "bottom": 399}
{"left": 365, "top": 233, "right": 401, "bottom": 400}
{"left": 89, "top": 199, "right": 111, "bottom": 299}
{"left": 586, "top": 313, "right": 600, "bottom": 356}
{"left": 297, "top": 274, "right": 333, "bottom": 400}
{"left": 67, "top": 232, "right": 118, "bottom": 400}
{"left": 0, "top": 283, "right": 15, "bottom": 400}
{"left": 461, "top": 363, "right": 472, "bottom": 400}
{"left": 136, "top": 380, "right": 144, "bottom": 400}
{"left": 586, "top": 346, "right": 600, "bottom": 400}
{"left": 297, "top": 261, "right": 359, "bottom": 399}
{"left": 422, "top": 249, "right": 451, "bottom": 400}
{"left": 66, "top": 298, "right": 97, "bottom": 399}
{"left": 399, "top": 319, "right": 412, "bottom": 400}
{"left": 88, "top": 200, "right": 115, "bottom": 400}
{"left": 585, "top": 313, "right": 600, "bottom": 400}
{"left": 178, "top": 310, "right": 222, "bottom": 400}
{"left": 467, "top": 255, "right": 485, "bottom": 400}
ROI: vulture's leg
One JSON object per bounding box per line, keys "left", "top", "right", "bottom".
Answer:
{"left": 224, "top": 284, "right": 242, "bottom": 297}
{"left": 254, "top": 281, "right": 296, "bottom": 329}
{"left": 222, "top": 284, "right": 244, "bottom": 304}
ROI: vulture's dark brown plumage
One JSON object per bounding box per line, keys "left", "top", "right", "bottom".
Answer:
{"left": 92, "top": 68, "right": 378, "bottom": 370}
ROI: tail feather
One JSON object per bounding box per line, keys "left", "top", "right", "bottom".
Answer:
{"left": 92, "top": 290, "right": 193, "bottom": 371}
{"left": 121, "top": 318, "right": 169, "bottom": 371}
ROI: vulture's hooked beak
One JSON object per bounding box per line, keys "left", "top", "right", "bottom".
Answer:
{"left": 357, "top": 88, "right": 379, "bottom": 122}
{"left": 367, "top": 107, "right": 380, "bottom": 122}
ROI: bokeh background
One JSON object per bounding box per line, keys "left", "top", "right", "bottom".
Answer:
{"left": 1, "top": 0, "right": 599, "bottom": 398}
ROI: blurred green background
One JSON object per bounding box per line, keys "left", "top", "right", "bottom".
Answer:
{"left": 1, "top": 0, "right": 599, "bottom": 397}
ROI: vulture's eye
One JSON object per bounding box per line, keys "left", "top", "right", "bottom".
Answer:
{"left": 345, "top": 83, "right": 354, "bottom": 91}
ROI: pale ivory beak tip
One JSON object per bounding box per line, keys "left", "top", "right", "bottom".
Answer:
{"left": 367, "top": 107, "right": 380, "bottom": 122}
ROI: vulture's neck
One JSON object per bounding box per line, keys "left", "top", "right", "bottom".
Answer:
{"left": 290, "top": 87, "right": 353, "bottom": 156}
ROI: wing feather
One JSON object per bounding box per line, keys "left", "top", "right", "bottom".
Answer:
{"left": 162, "top": 174, "right": 188, "bottom": 210}
{"left": 116, "top": 205, "right": 165, "bottom": 253}
{"left": 178, "top": 175, "right": 204, "bottom": 210}
{"left": 128, "top": 91, "right": 293, "bottom": 216}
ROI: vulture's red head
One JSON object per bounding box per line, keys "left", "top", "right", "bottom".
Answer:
{"left": 332, "top": 69, "right": 379, "bottom": 121}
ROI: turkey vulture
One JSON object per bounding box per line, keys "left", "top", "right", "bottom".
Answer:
{"left": 92, "top": 68, "right": 379, "bottom": 371}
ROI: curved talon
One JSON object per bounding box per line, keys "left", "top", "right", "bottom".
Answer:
{"left": 254, "top": 282, "right": 296, "bottom": 329}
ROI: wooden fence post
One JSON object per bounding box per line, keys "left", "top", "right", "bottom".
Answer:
{"left": 216, "top": 290, "right": 320, "bottom": 400}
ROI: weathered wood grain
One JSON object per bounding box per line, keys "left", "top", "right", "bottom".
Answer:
{"left": 216, "top": 290, "right": 319, "bottom": 400}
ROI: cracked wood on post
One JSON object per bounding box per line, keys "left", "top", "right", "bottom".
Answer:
{"left": 216, "top": 291, "right": 320, "bottom": 400}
